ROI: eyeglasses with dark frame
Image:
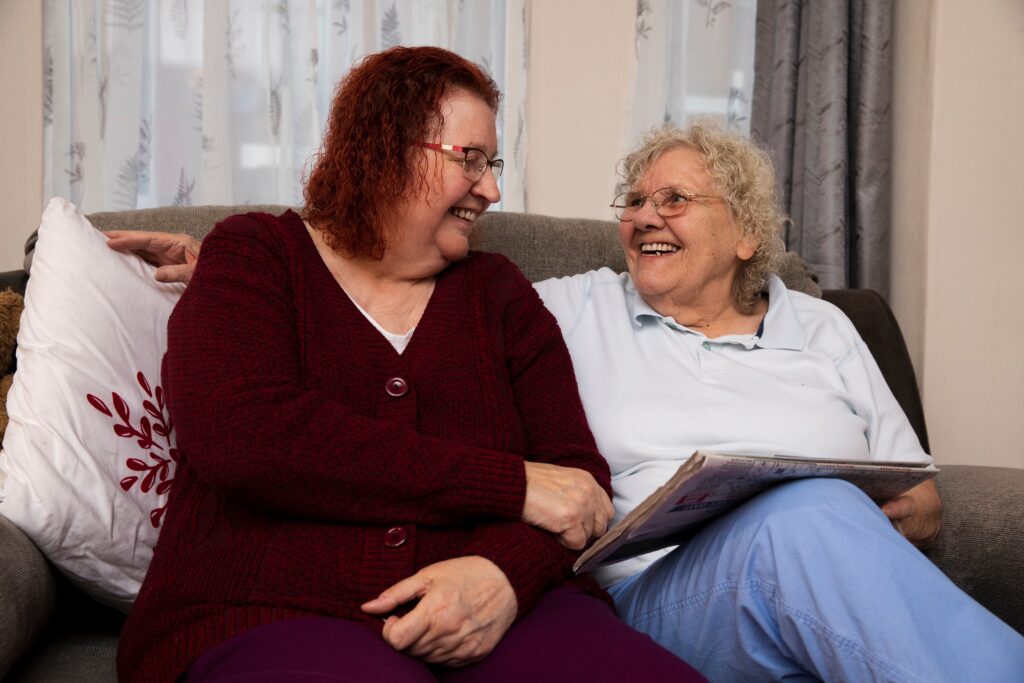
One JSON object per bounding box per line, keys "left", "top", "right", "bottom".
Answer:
{"left": 611, "top": 186, "right": 725, "bottom": 221}
{"left": 415, "top": 142, "right": 504, "bottom": 181}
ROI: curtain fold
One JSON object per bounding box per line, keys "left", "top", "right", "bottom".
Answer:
{"left": 43, "top": 0, "right": 528, "bottom": 213}
{"left": 751, "top": 0, "right": 893, "bottom": 295}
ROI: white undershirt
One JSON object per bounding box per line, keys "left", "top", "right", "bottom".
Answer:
{"left": 346, "top": 293, "right": 415, "bottom": 354}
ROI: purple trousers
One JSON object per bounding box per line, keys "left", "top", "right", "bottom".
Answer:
{"left": 184, "top": 588, "right": 706, "bottom": 682}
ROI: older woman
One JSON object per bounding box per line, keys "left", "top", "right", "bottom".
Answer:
{"left": 113, "top": 47, "right": 702, "bottom": 683}
{"left": 533, "top": 121, "right": 1024, "bottom": 682}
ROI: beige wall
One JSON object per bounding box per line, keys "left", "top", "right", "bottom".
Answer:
{"left": 2, "top": 1, "right": 1022, "bottom": 467}
{"left": 916, "top": 0, "right": 1024, "bottom": 467}
{"left": 0, "top": 0, "right": 43, "bottom": 271}
{"left": 890, "top": 0, "right": 933, "bottom": 384}
{"left": 527, "top": 0, "right": 636, "bottom": 219}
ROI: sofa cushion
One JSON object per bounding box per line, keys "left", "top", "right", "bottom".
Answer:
{"left": 0, "top": 514, "right": 56, "bottom": 679}
{"left": 0, "top": 198, "right": 185, "bottom": 611}
{"left": 929, "top": 464, "right": 1024, "bottom": 633}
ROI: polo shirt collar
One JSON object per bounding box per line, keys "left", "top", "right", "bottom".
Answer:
{"left": 757, "top": 274, "right": 805, "bottom": 350}
{"left": 625, "top": 273, "right": 805, "bottom": 351}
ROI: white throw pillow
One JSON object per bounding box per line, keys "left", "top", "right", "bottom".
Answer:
{"left": 0, "top": 197, "right": 185, "bottom": 611}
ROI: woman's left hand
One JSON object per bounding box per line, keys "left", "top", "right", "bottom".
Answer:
{"left": 105, "top": 230, "right": 201, "bottom": 283}
{"left": 882, "top": 479, "right": 942, "bottom": 549}
{"left": 361, "top": 556, "right": 517, "bottom": 667}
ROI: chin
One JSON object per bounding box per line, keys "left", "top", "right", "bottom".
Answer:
{"left": 438, "top": 239, "right": 471, "bottom": 263}
{"left": 631, "top": 271, "right": 676, "bottom": 298}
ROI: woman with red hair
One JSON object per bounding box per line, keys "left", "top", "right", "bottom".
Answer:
{"left": 114, "top": 47, "right": 703, "bottom": 682}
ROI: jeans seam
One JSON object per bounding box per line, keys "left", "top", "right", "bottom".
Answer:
{"left": 629, "top": 577, "right": 928, "bottom": 683}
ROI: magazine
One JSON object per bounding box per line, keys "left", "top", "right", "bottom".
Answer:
{"left": 574, "top": 450, "right": 938, "bottom": 574}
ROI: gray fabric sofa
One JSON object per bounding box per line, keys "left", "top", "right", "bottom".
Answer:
{"left": 1, "top": 206, "right": 1022, "bottom": 681}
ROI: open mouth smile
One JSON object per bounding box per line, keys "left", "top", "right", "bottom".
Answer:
{"left": 640, "top": 242, "right": 680, "bottom": 256}
{"left": 448, "top": 207, "right": 479, "bottom": 222}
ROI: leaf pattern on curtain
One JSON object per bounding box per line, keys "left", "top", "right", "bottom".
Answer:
{"left": 628, "top": 0, "right": 756, "bottom": 171}
{"left": 112, "top": 118, "right": 151, "bottom": 210}
{"left": 43, "top": 46, "right": 55, "bottom": 126}
{"left": 381, "top": 4, "right": 401, "bottom": 49}
{"left": 44, "top": 0, "right": 528, "bottom": 212}
{"left": 106, "top": 0, "right": 145, "bottom": 29}
{"left": 170, "top": 0, "right": 188, "bottom": 39}
{"left": 172, "top": 168, "right": 196, "bottom": 207}
{"left": 225, "top": 9, "right": 242, "bottom": 79}
{"left": 696, "top": 0, "right": 732, "bottom": 28}
{"left": 636, "top": 0, "right": 653, "bottom": 53}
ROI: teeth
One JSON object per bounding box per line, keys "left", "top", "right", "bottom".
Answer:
{"left": 449, "top": 207, "right": 478, "bottom": 222}
{"left": 640, "top": 242, "right": 680, "bottom": 255}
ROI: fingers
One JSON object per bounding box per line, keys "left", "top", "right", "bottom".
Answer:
{"left": 360, "top": 574, "right": 426, "bottom": 615}
{"left": 882, "top": 494, "right": 915, "bottom": 521}
{"left": 105, "top": 234, "right": 158, "bottom": 254}
{"left": 373, "top": 557, "right": 515, "bottom": 665}
{"left": 154, "top": 264, "right": 195, "bottom": 284}
{"left": 382, "top": 607, "right": 433, "bottom": 651}
{"left": 523, "top": 462, "right": 614, "bottom": 547}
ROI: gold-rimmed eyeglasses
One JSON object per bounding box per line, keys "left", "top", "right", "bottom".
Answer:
{"left": 611, "top": 186, "right": 724, "bottom": 221}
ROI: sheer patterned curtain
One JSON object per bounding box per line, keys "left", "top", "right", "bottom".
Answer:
{"left": 43, "top": 0, "right": 529, "bottom": 213}
{"left": 628, "top": 0, "right": 757, "bottom": 163}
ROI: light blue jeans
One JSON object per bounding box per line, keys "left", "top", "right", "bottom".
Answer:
{"left": 606, "top": 478, "right": 1024, "bottom": 682}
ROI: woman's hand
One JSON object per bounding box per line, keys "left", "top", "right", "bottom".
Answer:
{"left": 882, "top": 479, "right": 942, "bottom": 549}
{"left": 522, "top": 461, "right": 614, "bottom": 550}
{"left": 105, "top": 230, "right": 201, "bottom": 283}
{"left": 361, "top": 556, "right": 517, "bottom": 667}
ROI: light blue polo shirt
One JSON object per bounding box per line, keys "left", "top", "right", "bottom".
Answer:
{"left": 534, "top": 270, "right": 931, "bottom": 586}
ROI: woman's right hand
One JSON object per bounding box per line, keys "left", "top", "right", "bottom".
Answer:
{"left": 522, "top": 461, "right": 614, "bottom": 549}
{"left": 105, "top": 230, "right": 201, "bottom": 284}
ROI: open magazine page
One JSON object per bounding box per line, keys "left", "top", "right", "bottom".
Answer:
{"left": 574, "top": 450, "right": 938, "bottom": 573}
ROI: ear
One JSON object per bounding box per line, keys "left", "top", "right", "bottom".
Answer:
{"left": 736, "top": 237, "right": 758, "bottom": 262}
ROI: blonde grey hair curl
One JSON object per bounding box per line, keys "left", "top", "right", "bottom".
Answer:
{"left": 620, "top": 118, "right": 786, "bottom": 314}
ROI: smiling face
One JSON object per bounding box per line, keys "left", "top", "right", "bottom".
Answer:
{"left": 387, "top": 89, "right": 500, "bottom": 277}
{"left": 619, "top": 146, "right": 757, "bottom": 316}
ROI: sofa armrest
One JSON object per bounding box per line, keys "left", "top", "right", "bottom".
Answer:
{"left": 0, "top": 513, "right": 56, "bottom": 678}
{"left": 927, "top": 465, "right": 1024, "bottom": 633}
{"left": 822, "top": 288, "right": 930, "bottom": 452}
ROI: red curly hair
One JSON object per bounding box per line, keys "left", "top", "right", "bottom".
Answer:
{"left": 303, "top": 46, "right": 501, "bottom": 259}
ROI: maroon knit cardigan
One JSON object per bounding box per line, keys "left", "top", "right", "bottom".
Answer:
{"left": 116, "top": 212, "right": 611, "bottom": 682}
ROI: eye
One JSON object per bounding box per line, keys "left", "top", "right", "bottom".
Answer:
{"left": 663, "top": 191, "right": 689, "bottom": 208}
{"left": 464, "top": 150, "right": 487, "bottom": 172}
{"left": 625, "top": 194, "right": 645, "bottom": 208}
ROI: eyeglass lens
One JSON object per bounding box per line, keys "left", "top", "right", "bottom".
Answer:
{"left": 463, "top": 149, "right": 503, "bottom": 180}
{"left": 613, "top": 188, "right": 689, "bottom": 220}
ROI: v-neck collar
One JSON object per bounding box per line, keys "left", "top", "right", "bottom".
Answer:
{"left": 284, "top": 210, "right": 460, "bottom": 362}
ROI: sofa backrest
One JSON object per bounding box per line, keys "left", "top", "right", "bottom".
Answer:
{"left": 71, "top": 205, "right": 927, "bottom": 450}
{"left": 83, "top": 207, "right": 626, "bottom": 283}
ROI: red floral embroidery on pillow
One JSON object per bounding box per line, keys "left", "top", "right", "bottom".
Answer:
{"left": 86, "top": 371, "right": 178, "bottom": 527}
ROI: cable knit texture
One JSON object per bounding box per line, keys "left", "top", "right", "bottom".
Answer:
{"left": 116, "top": 211, "right": 611, "bottom": 683}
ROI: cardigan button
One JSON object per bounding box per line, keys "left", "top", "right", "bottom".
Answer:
{"left": 384, "top": 526, "right": 407, "bottom": 548}
{"left": 385, "top": 377, "right": 409, "bottom": 397}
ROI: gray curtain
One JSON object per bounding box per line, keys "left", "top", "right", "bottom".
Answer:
{"left": 751, "top": 0, "right": 892, "bottom": 296}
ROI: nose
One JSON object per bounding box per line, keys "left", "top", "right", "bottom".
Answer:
{"left": 631, "top": 198, "right": 665, "bottom": 231}
{"left": 472, "top": 168, "right": 501, "bottom": 205}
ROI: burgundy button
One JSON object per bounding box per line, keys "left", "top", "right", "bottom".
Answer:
{"left": 385, "top": 377, "right": 408, "bottom": 397}
{"left": 384, "top": 526, "right": 407, "bottom": 548}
